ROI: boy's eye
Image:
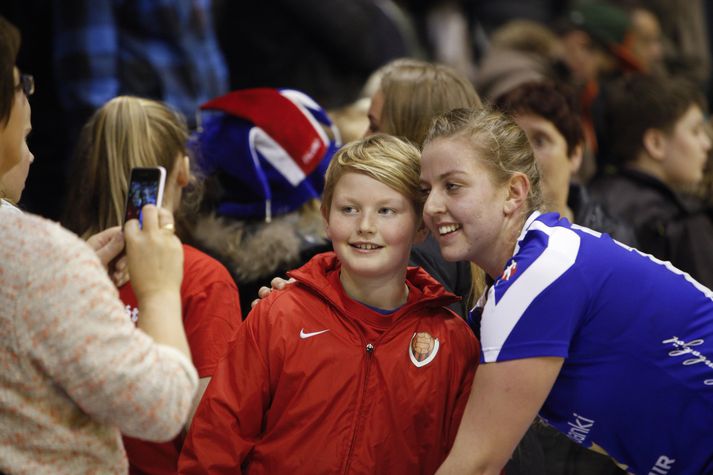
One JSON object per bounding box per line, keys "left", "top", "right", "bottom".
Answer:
{"left": 341, "top": 206, "right": 357, "bottom": 214}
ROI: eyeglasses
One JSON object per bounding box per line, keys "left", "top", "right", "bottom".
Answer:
{"left": 14, "top": 74, "right": 34, "bottom": 97}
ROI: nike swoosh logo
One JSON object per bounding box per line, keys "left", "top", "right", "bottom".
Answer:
{"left": 300, "top": 328, "right": 330, "bottom": 339}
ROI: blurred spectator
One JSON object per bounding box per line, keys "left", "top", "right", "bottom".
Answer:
{"left": 214, "top": 0, "right": 410, "bottom": 110}
{"left": 189, "top": 88, "right": 339, "bottom": 316}
{"left": 627, "top": 3, "right": 665, "bottom": 74}
{"left": 475, "top": 19, "right": 568, "bottom": 102}
{"left": 590, "top": 73, "right": 713, "bottom": 289}
{"left": 646, "top": 0, "right": 710, "bottom": 91}
{"left": 496, "top": 80, "right": 636, "bottom": 245}
{"left": 365, "top": 58, "right": 479, "bottom": 318}
{"left": 62, "top": 96, "right": 242, "bottom": 475}
{"left": 553, "top": 0, "right": 644, "bottom": 180}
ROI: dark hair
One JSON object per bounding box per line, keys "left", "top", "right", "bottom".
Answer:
{"left": 0, "top": 16, "right": 21, "bottom": 126}
{"left": 495, "top": 80, "right": 584, "bottom": 158}
{"left": 604, "top": 73, "right": 706, "bottom": 165}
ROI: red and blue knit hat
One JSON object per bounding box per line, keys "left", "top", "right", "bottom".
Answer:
{"left": 192, "top": 88, "right": 341, "bottom": 221}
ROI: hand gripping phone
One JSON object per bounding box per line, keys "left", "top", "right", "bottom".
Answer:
{"left": 123, "top": 166, "right": 166, "bottom": 227}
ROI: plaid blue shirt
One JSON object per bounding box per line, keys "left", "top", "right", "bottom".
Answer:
{"left": 53, "top": 0, "right": 227, "bottom": 129}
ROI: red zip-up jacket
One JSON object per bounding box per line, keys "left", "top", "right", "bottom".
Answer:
{"left": 180, "top": 252, "right": 479, "bottom": 474}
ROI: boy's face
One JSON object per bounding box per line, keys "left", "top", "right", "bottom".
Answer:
{"left": 326, "top": 171, "right": 419, "bottom": 284}
{"left": 660, "top": 104, "right": 711, "bottom": 187}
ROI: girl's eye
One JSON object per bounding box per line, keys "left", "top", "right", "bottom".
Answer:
{"left": 379, "top": 207, "right": 395, "bottom": 215}
{"left": 420, "top": 187, "right": 431, "bottom": 196}
{"left": 446, "top": 183, "right": 461, "bottom": 192}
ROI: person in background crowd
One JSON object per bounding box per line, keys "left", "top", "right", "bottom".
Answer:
{"left": 590, "top": 73, "right": 713, "bottom": 290}
{"left": 187, "top": 88, "right": 338, "bottom": 317}
{"left": 496, "top": 80, "right": 636, "bottom": 247}
{"left": 62, "top": 95, "right": 242, "bottom": 475}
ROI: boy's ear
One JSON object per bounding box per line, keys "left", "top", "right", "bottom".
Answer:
{"left": 176, "top": 155, "right": 191, "bottom": 188}
{"left": 503, "top": 172, "right": 530, "bottom": 215}
{"left": 642, "top": 128, "right": 666, "bottom": 162}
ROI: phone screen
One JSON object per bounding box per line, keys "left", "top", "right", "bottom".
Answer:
{"left": 124, "top": 167, "right": 166, "bottom": 226}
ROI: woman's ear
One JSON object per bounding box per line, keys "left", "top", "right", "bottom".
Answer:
{"left": 642, "top": 128, "right": 666, "bottom": 162}
{"left": 503, "top": 173, "right": 530, "bottom": 215}
{"left": 176, "top": 155, "right": 191, "bottom": 188}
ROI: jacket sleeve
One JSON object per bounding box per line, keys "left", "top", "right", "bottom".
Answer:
{"left": 179, "top": 301, "right": 272, "bottom": 474}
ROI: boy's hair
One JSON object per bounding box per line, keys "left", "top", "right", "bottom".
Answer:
{"left": 604, "top": 73, "right": 707, "bottom": 165}
{"left": 64, "top": 96, "right": 189, "bottom": 237}
{"left": 495, "top": 80, "right": 585, "bottom": 158}
{"left": 0, "top": 16, "right": 20, "bottom": 127}
{"left": 379, "top": 59, "right": 482, "bottom": 147}
{"left": 425, "top": 107, "right": 543, "bottom": 216}
{"left": 321, "top": 134, "right": 423, "bottom": 220}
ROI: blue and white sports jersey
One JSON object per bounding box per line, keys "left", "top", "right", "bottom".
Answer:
{"left": 479, "top": 212, "right": 713, "bottom": 475}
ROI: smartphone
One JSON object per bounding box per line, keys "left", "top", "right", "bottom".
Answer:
{"left": 123, "top": 167, "right": 166, "bottom": 227}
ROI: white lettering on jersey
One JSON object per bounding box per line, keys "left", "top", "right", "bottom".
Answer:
{"left": 662, "top": 337, "right": 713, "bottom": 385}
{"left": 648, "top": 455, "right": 676, "bottom": 474}
{"left": 481, "top": 221, "right": 580, "bottom": 362}
{"left": 566, "top": 412, "right": 595, "bottom": 444}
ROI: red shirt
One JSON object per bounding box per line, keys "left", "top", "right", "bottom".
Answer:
{"left": 120, "top": 245, "right": 242, "bottom": 475}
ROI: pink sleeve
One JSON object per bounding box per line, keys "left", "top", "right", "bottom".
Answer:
{"left": 15, "top": 220, "right": 198, "bottom": 441}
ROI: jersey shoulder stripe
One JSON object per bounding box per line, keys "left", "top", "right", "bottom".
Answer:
{"left": 482, "top": 219, "right": 581, "bottom": 362}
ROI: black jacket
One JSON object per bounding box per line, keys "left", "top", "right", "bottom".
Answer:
{"left": 569, "top": 183, "right": 638, "bottom": 247}
{"left": 590, "top": 169, "right": 713, "bottom": 289}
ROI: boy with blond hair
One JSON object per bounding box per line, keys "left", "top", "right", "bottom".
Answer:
{"left": 180, "top": 134, "right": 478, "bottom": 474}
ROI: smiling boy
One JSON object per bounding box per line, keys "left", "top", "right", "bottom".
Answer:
{"left": 179, "top": 134, "right": 478, "bottom": 474}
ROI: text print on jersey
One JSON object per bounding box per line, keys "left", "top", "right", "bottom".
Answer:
{"left": 662, "top": 337, "right": 713, "bottom": 385}
{"left": 300, "top": 328, "right": 330, "bottom": 339}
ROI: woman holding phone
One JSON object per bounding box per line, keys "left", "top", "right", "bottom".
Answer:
{"left": 63, "top": 96, "right": 243, "bottom": 475}
{"left": 0, "top": 17, "right": 198, "bottom": 474}
{"left": 419, "top": 108, "right": 713, "bottom": 475}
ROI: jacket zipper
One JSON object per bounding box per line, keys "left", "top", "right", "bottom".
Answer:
{"left": 342, "top": 342, "right": 375, "bottom": 473}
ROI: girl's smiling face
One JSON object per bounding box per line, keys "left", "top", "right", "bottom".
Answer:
{"left": 420, "top": 136, "right": 510, "bottom": 274}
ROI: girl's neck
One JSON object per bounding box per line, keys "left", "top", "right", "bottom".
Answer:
{"left": 483, "top": 211, "right": 530, "bottom": 280}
